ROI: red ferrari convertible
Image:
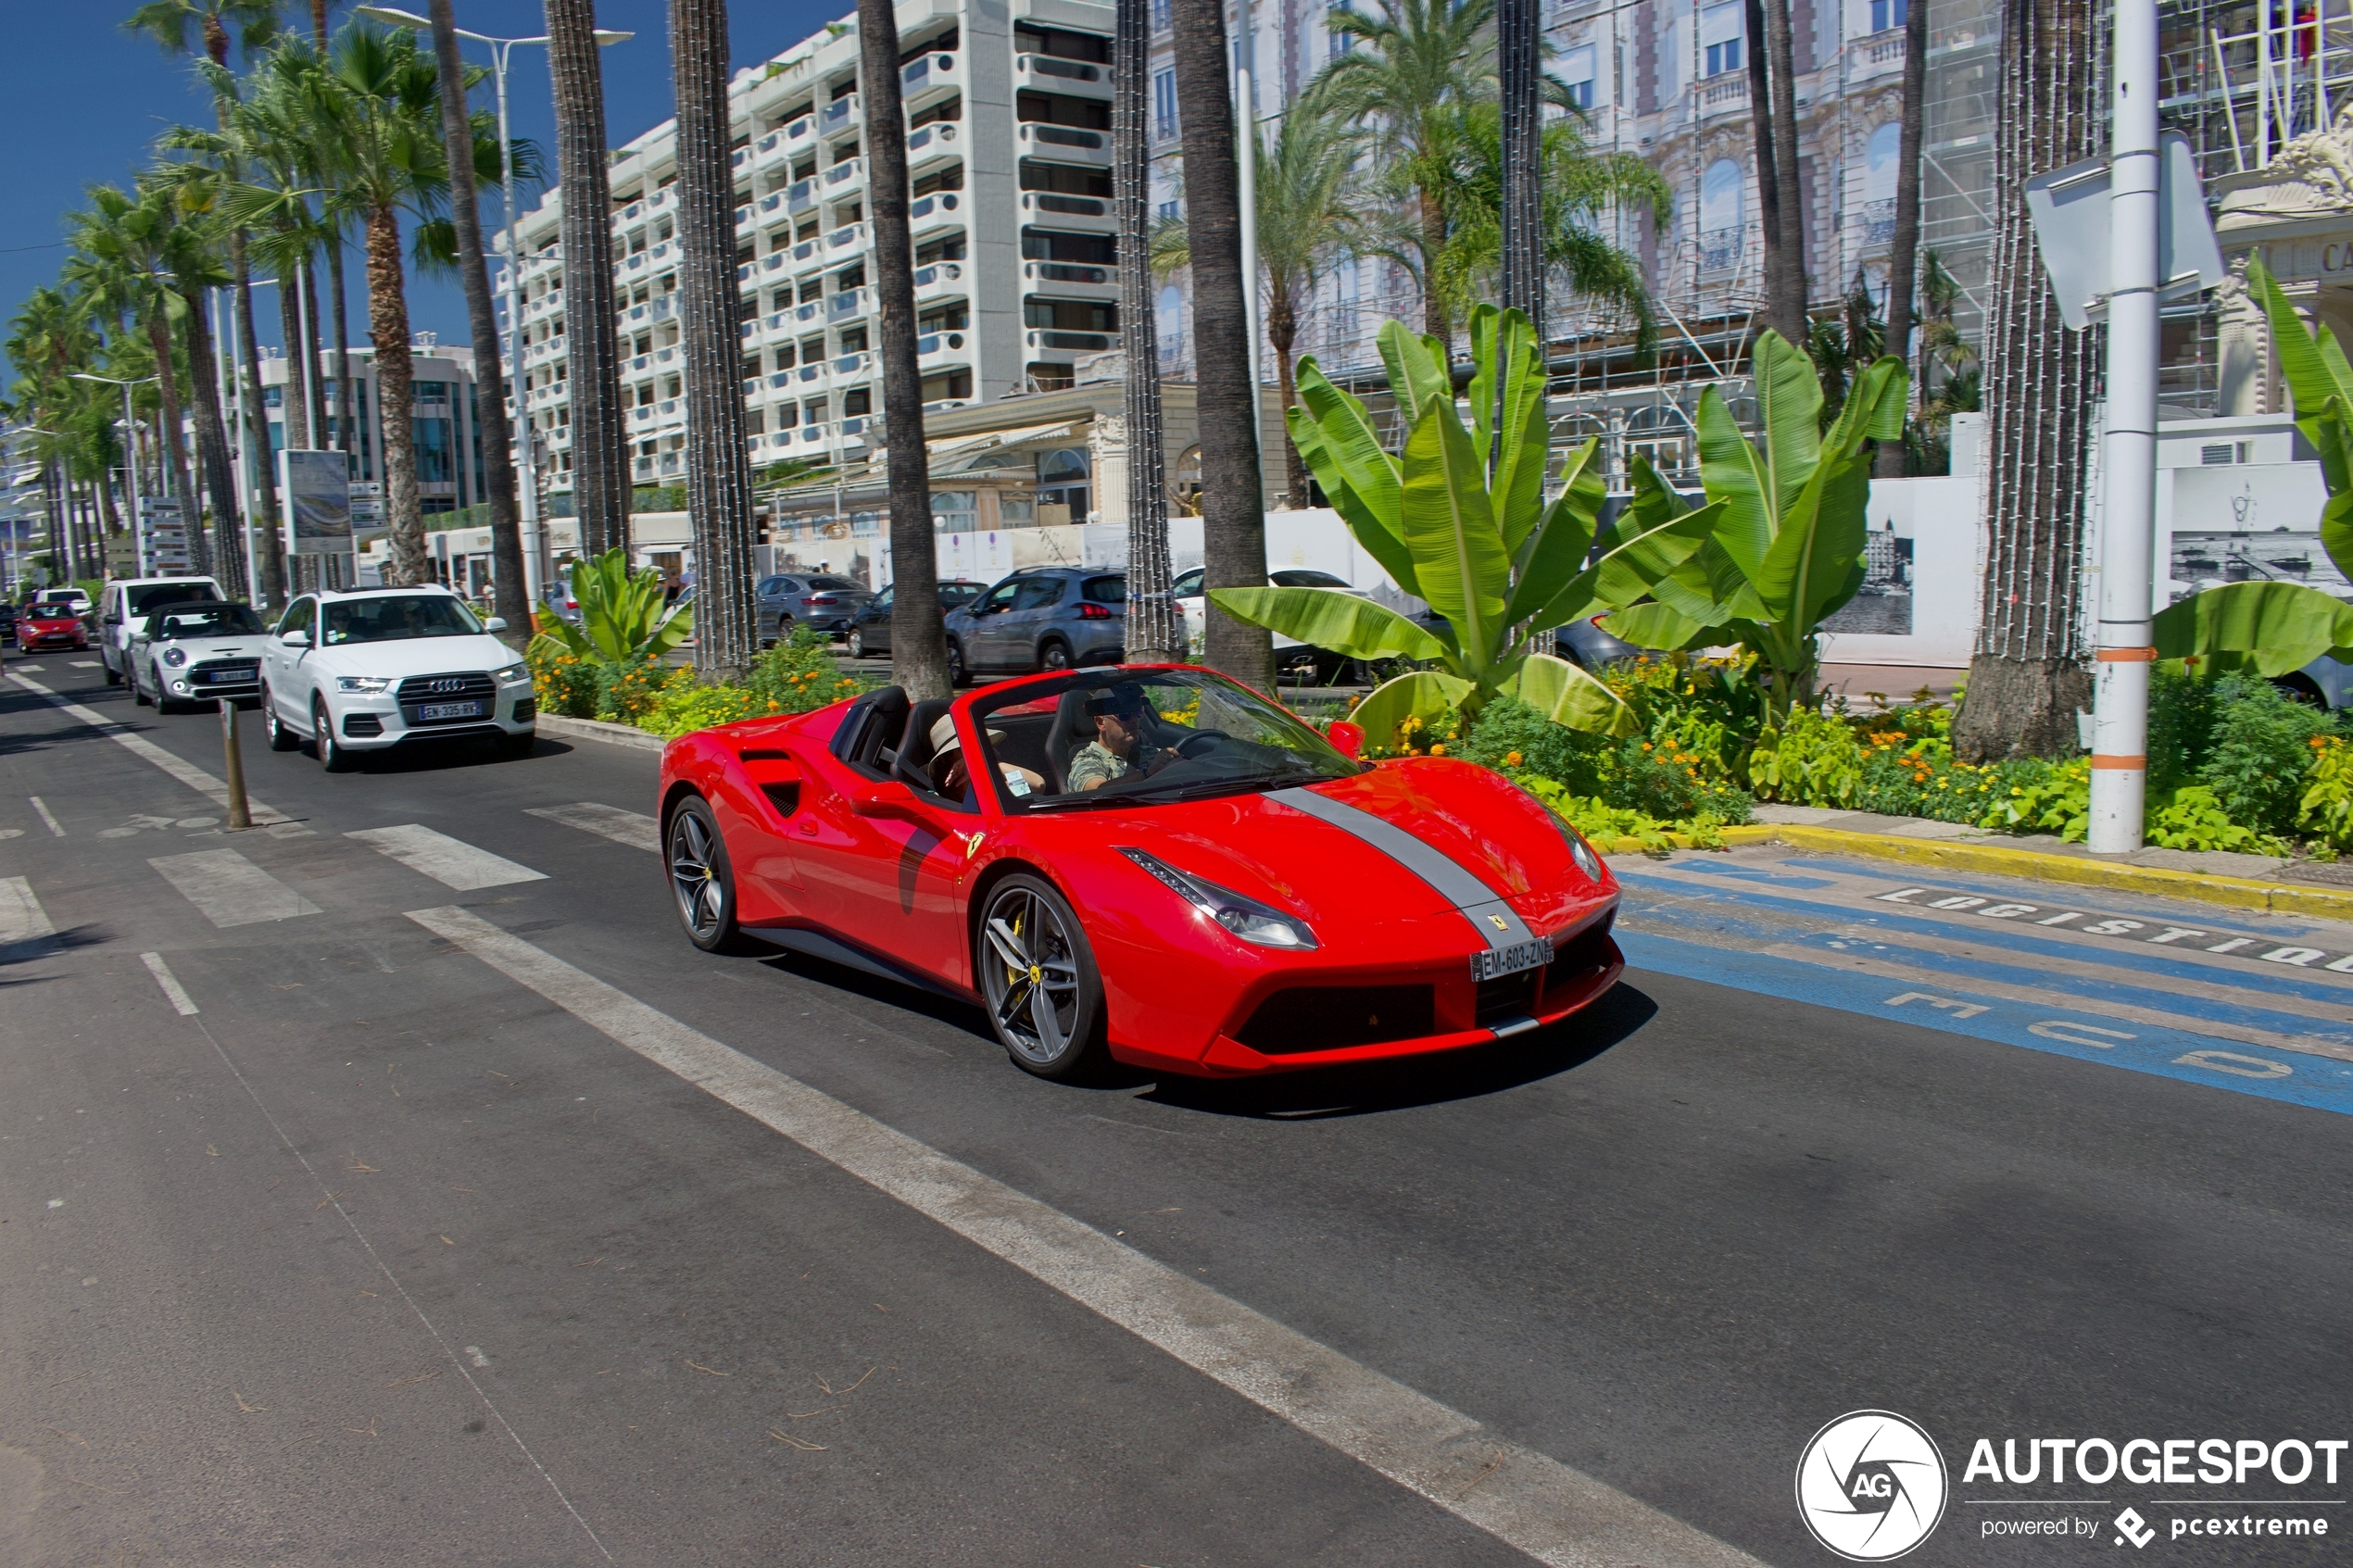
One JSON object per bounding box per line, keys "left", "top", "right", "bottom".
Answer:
{"left": 658, "top": 665, "right": 1623, "bottom": 1079}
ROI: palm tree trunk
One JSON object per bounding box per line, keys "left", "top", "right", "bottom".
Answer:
{"left": 1760, "top": 0, "right": 1807, "bottom": 334}
{"left": 277, "top": 270, "right": 312, "bottom": 451}
{"left": 327, "top": 237, "right": 354, "bottom": 454}
{"left": 1114, "top": 0, "right": 1179, "bottom": 662}
{"left": 1743, "top": 0, "right": 1791, "bottom": 343}
{"left": 1169, "top": 0, "right": 1270, "bottom": 691}
{"left": 432, "top": 0, "right": 530, "bottom": 645}
{"left": 1875, "top": 0, "right": 1930, "bottom": 478}
{"left": 856, "top": 0, "right": 950, "bottom": 697}
{"left": 672, "top": 0, "right": 761, "bottom": 679}
{"left": 1417, "top": 183, "right": 1450, "bottom": 345}
{"left": 234, "top": 239, "right": 286, "bottom": 605}
{"left": 312, "top": 0, "right": 328, "bottom": 48}
{"left": 145, "top": 308, "right": 194, "bottom": 518}
{"left": 180, "top": 286, "right": 239, "bottom": 583}
{"left": 365, "top": 203, "right": 428, "bottom": 585}
{"left": 547, "top": 0, "right": 630, "bottom": 559}
{"left": 1951, "top": 0, "right": 2099, "bottom": 761}
{"left": 1266, "top": 285, "right": 1306, "bottom": 504}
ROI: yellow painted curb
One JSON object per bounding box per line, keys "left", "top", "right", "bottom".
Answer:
{"left": 1755, "top": 824, "right": 2353, "bottom": 921}
{"left": 1588, "top": 825, "right": 1780, "bottom": 855}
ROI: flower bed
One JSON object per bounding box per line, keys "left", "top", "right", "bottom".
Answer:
{"left": 528, "top": 627, "right": 868, "bottom": 741}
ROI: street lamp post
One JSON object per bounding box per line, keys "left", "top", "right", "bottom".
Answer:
{"left": 71, "top": 373, "right": 159, "bottom": 577}
{"left": 357, "top": 6, "right": 630, "bottom": 611}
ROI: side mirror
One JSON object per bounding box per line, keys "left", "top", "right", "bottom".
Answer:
{"left": 1327, "top": 721, "right": 1365, "bottom": 759}
{"left": 482, "top": 616, "right": 508, "bottom": 633}
{"left": 849, "top": 781, "right": 921, "bottom": 820}
{"left": 280, "top": 628, "right": 310, "bottom": 647}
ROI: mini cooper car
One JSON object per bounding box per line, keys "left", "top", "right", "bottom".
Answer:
{"left": 128, "top": 599, "right": 267, "bottom": 711}
{"left": 657, "top": 664, "right": 1622, "bottom": 1080}
{"left": 259, "top": 585, "right": 535, "bottom": 771}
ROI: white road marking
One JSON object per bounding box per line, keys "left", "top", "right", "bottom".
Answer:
{"left": 69, "top": 660, "right": 98, "bottom": 668}
{"left": 29, "top": 797, "right": 64, "bottom": 836}
{"left": 408, "top": 904, "right": 1760, "bottom": 1568}
{"left": 0, "top": 877, "right": 57, "bottom": 943}
{"left": 347, "top": 825, "right": 547, "bottom": 891}
{"left": 141, "top": 952, "right": 199, "bottom": 1015}
{"left": 525, "top": 802, "right": 659, "bottom": 852}
{"left": 149, "top": 850, "right": 321, "bottom": 928}
{"left": 14, "top": 664, "right": 44, "bottom": 671}
{"left": 7, "top": 674, "right": 290, "bottom": 825}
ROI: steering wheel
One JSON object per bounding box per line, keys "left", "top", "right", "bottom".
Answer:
{"left": 1174, "top": 731, "right": 1227, "bottom": 760}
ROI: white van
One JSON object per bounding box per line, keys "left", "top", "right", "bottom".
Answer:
{"left": 98, "top": 576, "right": 228, "bottom": 685}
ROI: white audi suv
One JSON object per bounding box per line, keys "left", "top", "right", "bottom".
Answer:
{"left": 258, "top": 585, "right": 535, "bottom": 771}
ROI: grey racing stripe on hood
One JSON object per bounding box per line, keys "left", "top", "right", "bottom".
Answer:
{"left": 1266, "top": 787, "right": 1535, "bottom": 950}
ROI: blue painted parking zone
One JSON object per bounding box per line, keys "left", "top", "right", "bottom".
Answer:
{"left": 1610, "top": 849, "right": 2353, "bottom": 1117}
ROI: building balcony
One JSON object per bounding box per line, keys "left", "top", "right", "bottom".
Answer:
{"left": 1698, "top": 225, "right": 1743, "bottom": 274}
{"left": 916, "top": 330, "right": 969, "bottom": 370}
{"left": 1856, "top": 26, "right": 1906, "bottom": 77}
{"left": 1016, "top": 53, "right": 1106, "bottom": 94}
{"left": 914, "top": 260, "right": 966, "bottom": 301}
{"left": 825, "top": 220, "right": 873, "bottom": 260}
{"left": 828, "top": 284, "right": 873, "bottom": 320}
{"left": 1698, "top": 74, "right": 1748, "bottom": 117}
{"left": 824, "top": 155, "right": 865, "bottom": 190}
{"left": 910, "top": 192, "right": 963, "bottom": 236}
{"left": 1020, "top": 191, "right": 1111, "bottom": 226}
{"left": 819, "top": 94, "right": 858, "bottom": 134}
{"left": 906, "top": 121, "right": 962, "bottom": 172}
{"left": 1023, "top": 259, "right": 1114, "bottom": 289}
{"left": 1016, "top": 122, "right": 1109, "bottom": 164}
{"left": 1856, "top": 197, "right": 1897, "bottom": 248}
{"left": 1026, "top": 328, "right": 1111, "bottom": 353}
{"left": 901, "top": 49, "right": 962, "bottom": 107}
{"left": 753, "top": 128, "right": 792, "bottom": 170}
{"left": 779, "top": 112, "right": 815, "bottom": 148}
{"left": 831, "top": 351, "right": 874, "bottom": 380}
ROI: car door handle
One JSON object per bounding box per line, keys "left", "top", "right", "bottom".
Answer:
{"left": 798, "top": 820, "right": 818, "bottom": 835}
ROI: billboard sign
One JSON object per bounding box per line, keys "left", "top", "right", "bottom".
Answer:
{"left": 143, "top": 497, "right": 188, "bottom": 574}
{"left": 280, "top": 448, "right": 353, "bottom": 558}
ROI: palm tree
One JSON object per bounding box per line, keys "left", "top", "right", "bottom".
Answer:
{"left": 1315, "top": 0, "right": 1495, "bottom": 346}
{"left": 1874, "top": 0, "right": 1930, "bottom": 478}
{"left": 428, "top": 0, "right": 530, "bottom": 643}
{"left": 546, "top": 0, "right": 629, "bottom": 559}
{"left": 1951, "top": 0, "right": 2100, "bottom": 761}
{"left": 123, "top": 0, "right": 283, "bottom": 71}
{"left": 1167, "top": 0, "right": 1269, "bottom": 690}
{"left": 64, "top": 186, "right": 196, "bottom": 535}
{"left": 1113, "top": 0, "right": 1178, "bottom": 663}
{"left": 1153, "top": 107, "right": 1366, "bottom": 506}
{"left": 856, "top": 0, "right": 950, "bottom": 696}
{"left": 1757, "top": 0, "right": 1806, "bottom": 339}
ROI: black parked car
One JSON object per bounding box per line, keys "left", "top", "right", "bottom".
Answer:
{"left": 753, "top": 572, "right": 875, "bottom": 645}
{"left": 0, "top": 600, "right": 16, "bottom": 647}
{"left": 942, "top": 567, "right": 1126, "bottom": 685}
{"left": 844, "top": 578, "right": 988, "bottom": 659}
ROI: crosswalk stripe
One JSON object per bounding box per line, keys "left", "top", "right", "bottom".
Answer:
{"left": 7, "top": 674, "right": 291, "bottom": 826}
{"left": 140, "top": 952, "right": 199, "bottom": 1015}
{"left": 524, "top": 803, "right": 659, "bottom": 852}
{"left": 347, "top": 824, "right": 547, "bottom": 890}
{"left": 409, "top": 903, "right": 1762, "bottom": 1568}
{"left": 0, "top": 877, "right": 56, "bottom": 943}
{"left": 29, "top": 797, "right": 64, "bottom": 836}
{"left": 149, "top": 850, "right": 321, "bottom": 928}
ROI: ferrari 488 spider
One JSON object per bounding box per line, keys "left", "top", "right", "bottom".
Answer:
{"left": 657, "top": 665, "right": 1623, "bottom": 1079}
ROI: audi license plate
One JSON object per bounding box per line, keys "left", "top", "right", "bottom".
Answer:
{"left": 416, "top": 700, "right": 484, "bottom": 721}
{"left": 1469, "top": 939, "right": 1550, "bottom": 981}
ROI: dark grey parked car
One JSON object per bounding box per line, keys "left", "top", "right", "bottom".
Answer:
{"left": 754, "top": 572, "right": 875, "bottom": 645}
{"left": 943, "top": 567, "right": 1126, "bottom": 685}
{"left": 844, "top": 579, "right": 988, "bottom": 659}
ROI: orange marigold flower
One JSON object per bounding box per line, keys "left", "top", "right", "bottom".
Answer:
{"left": 1504, "top": 750, "right": 1523, "bottom": 768}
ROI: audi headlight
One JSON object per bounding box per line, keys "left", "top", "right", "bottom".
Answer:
{"left": 162, "top": 646, "right": 187, "bottom": 667}
{"left": 336, "top": 675, "right": 394, "bottom": 694}
{"left": 1118, "top": 847, "right": 1317, "bottom": 949}
{"left": 493, "top": 661, "right": 529, "bottom": 684}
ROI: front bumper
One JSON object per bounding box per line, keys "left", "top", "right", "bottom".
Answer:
{"left": 322, "top": 684, "right": 537, "bottom": 749}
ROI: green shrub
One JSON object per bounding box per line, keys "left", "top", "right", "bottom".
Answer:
{"left": 1982, "top": 757, "right": 2091, "bottom": 840}
{"left": 744, "top": 626, "right": 868, "bottom": 715}
{"left": 597, "top": 657, "right": 674, "bottom": 724}
{"left": 641, "top": 681, "right": 772, "bottom": 740}
{"left": 1613, "top": 735, "right": 1755, "bottom": 822}
{"left": 1520, "top": 775, "right": 1728, "bottom": 850}
{"left": 2147, "top": 784, "right": 2289, "bottom": 855}
{"left": 2193, "top": 672, "right": 2337, "bottom": 835}
{"left": 526, "top": 642, "right": 598, "bottom": 719}
{"left": 1459, "top": 696, "right": 1608, "bottom": 794}
{"left": 2301, "top": 734, "right": 2353, "bottom": 849}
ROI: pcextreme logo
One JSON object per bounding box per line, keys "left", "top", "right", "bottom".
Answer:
{"left": 1796, "top": 1410, "right": 1951, "bottom": 1562}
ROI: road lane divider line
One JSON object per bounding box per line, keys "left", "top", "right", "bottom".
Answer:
{"left": 140, "top": 952, "right": 198, "bottom": 1015}
{"left": 406, "top": 903, "right": 1760, "bottom": 1568}
{"left": 7, "top": 674, "right": 292, "bottom": 826}
{"left": 0, "top": 876, "right": 57, "bottom": 943}
{"left": 29, "top": 796, "right": 64, "bottom": 836}
{"left": 157, "top": 986, "right": 611, "bottom": 1560}
{"left": 148, "top": 850, "right": 321, "bottom": 928}
{"left": 524, "top": 803, "right": 659, "bottom": 852}
{"left": 346, "top": 825, "right": 547, "bottom": 891}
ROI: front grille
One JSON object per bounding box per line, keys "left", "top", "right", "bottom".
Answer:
{"left": 1473, "top": 969, "right": 1541, "bottom": 1027}
{"left": 343, "top": 712, "right": 384, "bottom": 737}
{"left": 1543, "top": 911, "right": 1618, "bottom": 999}
{"left": 1238, "top": 985, "right": 1435, "bottom": 1055}
{"left": 397, "top": 671, "right": 497, "bottom": 726}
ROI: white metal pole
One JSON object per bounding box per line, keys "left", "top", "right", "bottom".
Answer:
{"left": 2089, "top": 0, "right": 2161, "bottom": 854}
{"left": 493, "top": 40, "right": 546, "bottom": 616}
{"left": 120, "top": 383, "right": 146, "bottom": 578}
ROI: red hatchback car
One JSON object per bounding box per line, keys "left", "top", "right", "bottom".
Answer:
{"left": 657, "top": 664, "right": 1623, "bottom": 1080}
{"left": 18, "top": 603, "right": 89, "bottom": 653}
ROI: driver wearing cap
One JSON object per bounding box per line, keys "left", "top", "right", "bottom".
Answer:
{"left": 1068, "top": 683, "right": 1176, "bottom": 791}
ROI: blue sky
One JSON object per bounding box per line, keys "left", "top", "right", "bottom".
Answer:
{"left": 2, "top": 0, "right": 845, "bottom": 385}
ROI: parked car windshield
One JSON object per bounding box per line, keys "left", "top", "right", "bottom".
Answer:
{"left": 973, "top": 669, "right": 1364, "bottom": 812}
{"left": 321, "top": 595, "right": 483, "bottom": 646}
{"left": 157, "top": 605, "right": 265, "bottom": 639}
{"left": 129, "top": 583, "right": 216, "bottom": 615}
{"left": 28, "top": 605, "right": 77, "bottom": 621}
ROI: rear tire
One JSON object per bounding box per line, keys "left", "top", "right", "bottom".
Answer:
{"left": 666, "top": 797, "right": 740, "bottom": 953}
{"left": 948, "top": 639, "right": 970, "bottom": 687}
{"left": 975, "top": 872, "right": 1108, "bottom": 1082}
{"left": 1038, "top": 638, "right": 1072, "bottom": 672}
{"left": 314, "top": 699, "right": 355, "bottom": 772}
{"left": 105, "top": 660, "right": 121, "bottom": 686}
{"left": 264, "top": 690, "right": 299, "bottom": 751}
{"left": 132, "top": 666, "right": 152, "bottom": 707}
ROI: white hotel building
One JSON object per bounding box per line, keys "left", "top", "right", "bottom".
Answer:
{"left": 502, "top": 0, "right": 1124, "bottom": 506}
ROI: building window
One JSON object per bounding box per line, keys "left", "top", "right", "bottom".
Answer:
{"left": 1870, "top": 0, "right": 1906, "bottom": 32}
{"left": 1153, "top": 69, "right": 1177, "bottom": 140}
{"left": 1151, "top": 0, "right": 1170, "bottom": 31}
{"left": 1699, "top": 158, "right": 1743, "bottom": 271}
{"left": 1702, "top": 3, "right": 1743, "bottom": 78}
{"left": 1560, "top": 44, "right": 1597, "bottom": 110}
{"left": 843, "top": 388, "right": 872, "bottom": 417}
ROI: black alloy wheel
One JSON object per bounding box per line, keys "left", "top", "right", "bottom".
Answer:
{"left": 667, "top": 797, "right": 739, "bottom": 952}
{"left": 976, "top": 873, "right": 1107, "bottom": 1080}
{"left": 313, "top": 697, "right": 355, "bottom": 772}
{"left": 846, "top": 628, "right": 866, "bottom": 659}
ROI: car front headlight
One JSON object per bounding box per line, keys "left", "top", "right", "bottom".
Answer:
{"left": 1545, "top": 810, "right": 1604, "bottom": 883}
{"left": 492, "top": 661, "right": 529, "bottom": 684}
{"left": 1118, "top": 847, "right": 1317, "bottom": 949}
{"left": 336, "top": 675, "right": 394, "bottom": 694}
{"left": 162, "top": 646, "right": 187, "bottom": 667}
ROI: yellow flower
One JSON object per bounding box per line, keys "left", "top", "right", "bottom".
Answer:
{"left": 1429, "top": 743, "right": 1446, "bottom": 756}
{"left": 1504, "top": 750, "right": 1523, "bottom": 768}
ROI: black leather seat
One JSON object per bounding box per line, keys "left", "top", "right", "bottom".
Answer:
{"left": 895, "top": 698, "right": 953, "bottom": 795}
{"left": 1045, "top": 686, "right": 1099, "bottom": 794}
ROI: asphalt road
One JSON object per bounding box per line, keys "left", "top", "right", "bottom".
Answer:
{"left": 1, "top": 654, "right": 2347, "bottom": 1568}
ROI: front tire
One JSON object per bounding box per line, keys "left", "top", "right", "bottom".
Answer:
{"left": 846, "top": 628, "right": 866, "bottom": 659}
{"left": 264, "top": 689, "right": 300, "bottom": 751}
{"left": 666, "top": 797, "right": 739, "bottom": 953}
{"left": 314, "top": 699, "right": 355, "bottom": 772}
{"left": 976, "top": 873, "right": 1107, "bottom": 1081}
{"left": 132, "top": 664, "right": 152, "bottom": 707}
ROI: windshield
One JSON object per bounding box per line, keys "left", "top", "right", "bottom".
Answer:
{"left": 157, "top": 605, "right": 264, "bottom": 639}
{"left": 322, "top": 595, "right": 483, "bottom": 646}
{"left": 972, "top": 669, "right": 1364, "bottom": 812}
{"left": 28, "top": 605, "right": 76, "bottom": 621}
{"left": 130, "top": 583, "right": 216, "bottom": 614}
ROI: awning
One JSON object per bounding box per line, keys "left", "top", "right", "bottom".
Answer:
{"left": 925, "top": 420, "right": 1081, "bottom": 460}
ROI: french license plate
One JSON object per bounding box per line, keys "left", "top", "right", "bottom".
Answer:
{"left": 205, "top": 669, "right": 253, "bottom": 683}
{"left": 416, "top": 700, "right": 484, "bottom": 721}
{"left": 1469, "top": 939, "right": 1550, "bottom": 981}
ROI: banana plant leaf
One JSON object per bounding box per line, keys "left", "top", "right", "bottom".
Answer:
{"left": 1466, "top": 305, "right": 1551, "bottom": 554}
{"left": 1517, "top": 496, "right": 1729, "bottom": 636}
{"left": 533, "top": 547, "right": 694, "bottom": 664}
{"left": 1347, "top": 669, "right": 1475, "bottom": 754}
{"left": 2249, "top": 257, "right": 2353, "bottom": 581}
{"left": 1500, "top": 437, "right": 1606, "bottom": 624}
{"left": 1502, "top": 652, "right": 1640, "bottom": 736}
{"left": 2151, "top": 580, "right": 2353, "bottom": 678}
{"left": 1287, "top": 358, "right": 1420, "bottom": 598}
{"left": 1396, "top": 398, "right": 1512, "bottom": 677}
{"left": 1203, "top": 586, "right": 1451, "bottom": 662}
{"left": 1376, "top": 320, "right": 1453, "bottom": 431}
